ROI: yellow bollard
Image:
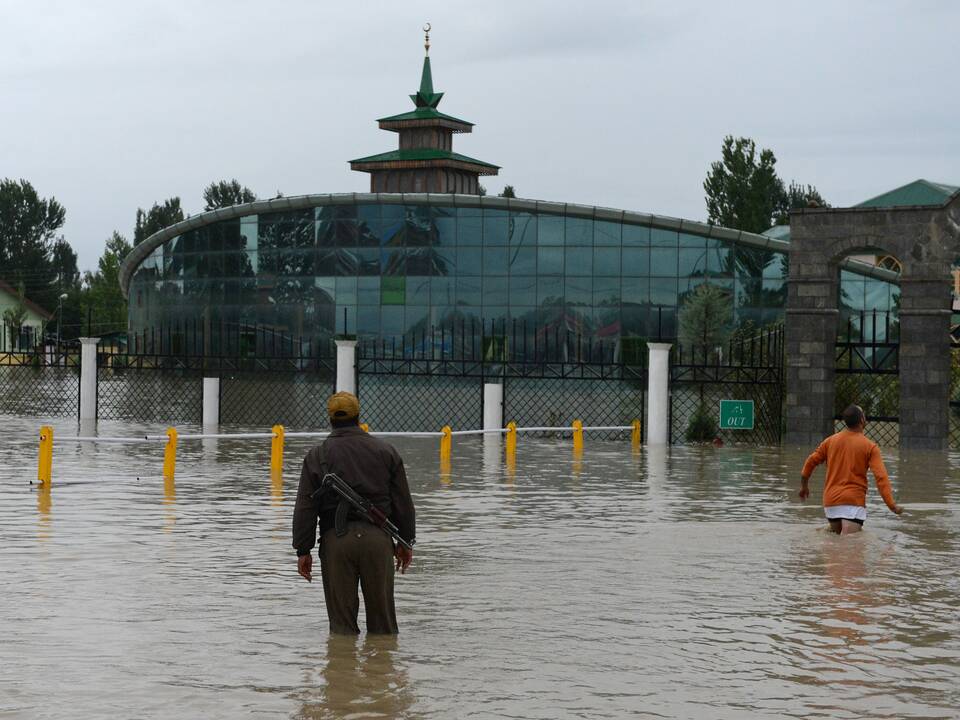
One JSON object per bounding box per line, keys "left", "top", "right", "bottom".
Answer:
{"left": 163, "top": 427, "right": 178, "bottom": 481}
{"left": 440, "top": 425, "right": 452, "bottom": 461}
{"left": 505, "top": 421, "right": 517, "bottom": 461}
{"left": 271, "top": 424, "right": 285, "bottom": 477}
{"left": 572, "top": 419, "right": 584, "bottom": 453}
{"left": 37, "top": 425, "right": 53, "bottom": 486}
{"left": 360, "top": 422, "right": 369, "bottom": 433}
{"left": 631, "top": 419, "right": 641, "bottom": 448}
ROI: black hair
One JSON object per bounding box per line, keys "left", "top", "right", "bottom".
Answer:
{"left": 842, "top": 404, "right": 865, "bottom": 428}
{"left": 331, "top": 416, "right": 360, "bottom": 429}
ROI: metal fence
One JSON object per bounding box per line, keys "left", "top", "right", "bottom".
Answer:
{"left": 670, "top": 326, "right": 784, "bottom": 446}
{"left": 0, "top": 351, "right": 80, "bottom": 419}
{"left": 834, "top": 312, "right": 899, "bottom": 447}
{"left": 357, "top": 320, "right": 646, "bottom": 436}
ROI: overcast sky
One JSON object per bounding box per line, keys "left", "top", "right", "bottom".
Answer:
{"left": 2, "top": 0, "right": 958, "bottom": 271}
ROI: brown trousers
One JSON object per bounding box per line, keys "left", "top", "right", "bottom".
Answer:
{"left": 318, "top": 521, "right": 398, "bottom": 635}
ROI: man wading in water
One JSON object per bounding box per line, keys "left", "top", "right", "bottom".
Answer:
{"left": 292, "top": 392, "right": 415, "bottom": 634}
{"left": 799, "top": 404, "right": 903, "bottom": 534}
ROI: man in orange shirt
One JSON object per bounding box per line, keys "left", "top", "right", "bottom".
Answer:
{"left": 800, "top": 404, "right": 903, "bottom": 534}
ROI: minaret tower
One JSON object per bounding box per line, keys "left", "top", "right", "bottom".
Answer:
{"left": 350, "top": 25, "right": 500, "bottom": 194}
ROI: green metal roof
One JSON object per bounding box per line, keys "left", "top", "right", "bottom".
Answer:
{"left": 349, "top": 148, "right": 500, "bottom": 170}
{"left": 377, "top": 106, "right": 473, "bottom": 126}
{"left": 856, "top": 179, "right": 959, "bottom": 208}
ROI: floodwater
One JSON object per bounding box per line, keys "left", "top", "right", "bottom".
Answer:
{"left": 1, "top": 415, "right": 959, "bottom": 720}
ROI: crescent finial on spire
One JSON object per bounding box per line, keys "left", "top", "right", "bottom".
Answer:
{"left": 424, "top": 23, "right": 431, "bottom": 55}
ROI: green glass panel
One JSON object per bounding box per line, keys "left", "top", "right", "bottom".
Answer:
{"left": 381, "top": 276, "right": 406, "bottom": 305}
{"left": 458, "top": 215, "right": 482, "bottom": 245}
{"left": 509, "top": 245, "right": 536, "bottom": 274}
{"left": 509, "top": 213, "right": 537, "bottom": 246}
{"left": 538, "top": 246, "right": 563, "bottom": 275}
{"left": 458, "top": 247, "right": 482, "bottom": 274}
{"left": 622, "top": 247, "right": 649, "bottom": 276}
{"left": 651, "top": 228, "right": 678, "bottom": 246}
{"left": 456, "top": 277, "right": 482, "bottom": 306}
{"left": 538, "top": 276, "right": 563, "bottom": 305}
{"left": 508, "top": 276, "right": 537, "bottom": 306}
{"left": 593, "top": 247, "right": 620, "bottom": 276}
{"left": 650, "top": 247, "right": 678, "bottom": 276}
{"left": 650, "top": 277, "right": 678, "bottom": 306}
{"left": 565, "top": 276, "right": 592, "bottom": 306}
{"left": 595, "top": 221, "right": 621, "bottom": 246}
{"left": 538, "top": 215, "right": 564, "bottom": 246}
{"left": 622, "top": 277, "right": 649, "bottom": 305}
{"left": 407, "top": 277, "right": 431, "bottom": 305}
{"left": 565, "top": 217, "right": 593, "bottom": 246}
{"left": 679, "top": 247, "right": 707, "bottom": 278}
{"left": 622, "top": 224, "right": 650, "bottom": 246}
{"left": 357, "top": 277, "right": 380, "bottom": 305}
{"left": 483, "top": 246, "right": 509, "bottom": 275}
{"left": 565, "top": 246, "right": 592, "bottom": 276}
{"left": 483, "top": 216, "right": 509, "bottom": 246}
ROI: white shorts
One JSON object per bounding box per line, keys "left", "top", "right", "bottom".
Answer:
{"left": 824, "top": 505, "right": 867, "bottom": 522}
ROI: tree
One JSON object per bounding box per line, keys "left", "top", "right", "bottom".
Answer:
{"left": 203, "top": 179, "right": 256, "bottom": 211}
{"left": 80, "top": 232, "right": 132, "bottom": 333}
{"left": 134, "top": 198, "right": 184, "bottom": 246}
{"left": 0, "top": 178, "right": 66, "bottom": 311}
{"left": 704, "top": 136, "right": 786, "bottom": 234}
{"left": 499, "top": 185, "right": 517, "bottom": 198}
{"left": 678, "top": 283, "right": 732, "bottom": 351}
{"left": 774, "top": 181, "right": 829, "bottom": 225}
{"left": 2, "top": 282, "right": 29, "bottom": 349}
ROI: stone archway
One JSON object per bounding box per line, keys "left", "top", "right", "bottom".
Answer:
{"left": 785, "top": 194, "right": 960, "bottom": 449}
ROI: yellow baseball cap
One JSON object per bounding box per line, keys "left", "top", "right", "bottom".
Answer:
{"left": 327, "top": 391, "right": 360, "bottom": 420}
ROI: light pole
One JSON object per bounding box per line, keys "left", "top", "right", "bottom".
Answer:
{"left": 56, "top": 293, "right": 68, "bottom": 350}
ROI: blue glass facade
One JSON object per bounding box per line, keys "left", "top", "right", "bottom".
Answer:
{"left": 125, "top": 198, "right": 898, "bottom": 353}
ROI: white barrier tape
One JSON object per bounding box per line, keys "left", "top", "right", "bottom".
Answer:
{"left": 450, "top": 428, "right": 507, "bottom": 436}
{"left": 63, "top": 425, "right": 634, "bottom": 444}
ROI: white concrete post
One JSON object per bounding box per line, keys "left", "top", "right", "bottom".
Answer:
{"left": 335, "top": 339, "right": 358, "bottom": 395}
{"left": 202, "top": 377, "right": 220, "bottom": 427}
{"left": 79, "top": 337, "right": 100, "bottom": 421}
{"left": 646, "top": 342, "right": 672, "bottom": 446}
{"left": 483, "top": 383, "right": 504, "bottom": 431}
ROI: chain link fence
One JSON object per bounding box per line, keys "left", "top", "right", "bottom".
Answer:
{"left": 97, "top": 355, "right": 203, "bottom": 424}
{"left": 0, "top": 352, "right": 80, "bottom": 418}
{"left": 357, "top": 374, "right": 484, "bottom": 432}
{"left": 221, "top": 368, "right": 335, "bottom": 428}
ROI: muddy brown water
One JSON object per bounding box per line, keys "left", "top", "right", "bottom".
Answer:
{"left": 1, "top": 415, "right": 959, "bottom": 719}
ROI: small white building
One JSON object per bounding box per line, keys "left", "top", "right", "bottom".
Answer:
{"left": 0, "top": 279, "right": 53, "bottom": 352}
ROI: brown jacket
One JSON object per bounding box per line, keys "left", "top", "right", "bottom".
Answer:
{"left": 292, "top": 426, "right": 416, "bottom": 554}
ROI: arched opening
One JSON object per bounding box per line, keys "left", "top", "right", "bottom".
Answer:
{"left": 833, "top": 248, "right": 902, "bottom": 446}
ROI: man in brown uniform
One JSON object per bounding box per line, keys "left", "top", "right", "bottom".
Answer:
{"left": 292, "top": 392, "right": 415, "bottom": 634}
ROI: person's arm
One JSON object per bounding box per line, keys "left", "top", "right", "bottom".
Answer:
{"left": 799, "top": 441, "right": 827, "bottom": 499}
{"left": 869, "top": 445, "right": 902, "bottom": 515}
{"left": 389, "top": 453, "right": 416, "bottom": 573}
{"left": 292, "top": 451, "right": 321, "bottom": 581}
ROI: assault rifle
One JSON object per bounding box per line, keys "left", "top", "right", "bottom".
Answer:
{"left": 311, "top": 472, "right": 414, "bottom": 551}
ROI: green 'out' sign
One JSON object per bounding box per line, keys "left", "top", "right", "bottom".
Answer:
{"left": 719, "top": 400, "right": 754, "bottom": 430}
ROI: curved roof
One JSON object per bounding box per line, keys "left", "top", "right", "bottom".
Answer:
{"left": 120, "top": 192, "right": 889, "bottom": 298}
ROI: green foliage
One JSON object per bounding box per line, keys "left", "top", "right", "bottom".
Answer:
{"left": 774, "top": 181, "right": 830, "bottom": 225}
{"left": 203, "top": 179, "right": 256, "bottom": 211}
{"left": 478, "top": 184, "right": 487, "bottom": 197}
{"left": 2, "top": 282, "right": 29, "bottom": 343}
{"left": 678, "top": 283, "right": 732, "bottom": 350}
{"left": 80, "top": 232, "right": 132, "bottom": 333}
{"left": 704, "top": 137, "right": 828, "bottom": 234}
{"left": 686, "top": 403, "right": 718, "bottom": 442}
{"left": 134, "top": 198, "right": 184, "bottom": 246}
{"left": 0, "top": 178, "right": 67, "bottom": 311}
{"left": 498, "top": 185, "right": 517, "bottom": 198}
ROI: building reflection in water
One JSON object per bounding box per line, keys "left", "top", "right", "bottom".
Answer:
{"left": 36, "top": 483, "right": 52, "bottom": 542}
{"left": 163, "top": 475, "right": 176, "bottom": 533}
{"left": 296, "top": 634, "right": 413, "bottom": 719}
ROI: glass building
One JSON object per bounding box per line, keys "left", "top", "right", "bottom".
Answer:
{"left": 119, "top": 193, "right": 900, "bottom": 356}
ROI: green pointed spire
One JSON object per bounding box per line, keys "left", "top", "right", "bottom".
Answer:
{"left": 410, "top": 55, "right": 444, "bottom": 108}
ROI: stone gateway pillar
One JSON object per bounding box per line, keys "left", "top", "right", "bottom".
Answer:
{"left": 785, "top": 195, "right": 960, "bottom": 450}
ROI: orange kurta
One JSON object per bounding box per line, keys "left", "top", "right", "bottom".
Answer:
{"left": 801, "top": 429, "right": 897, "bottom": 510}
